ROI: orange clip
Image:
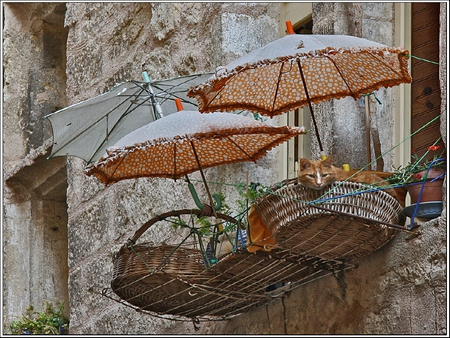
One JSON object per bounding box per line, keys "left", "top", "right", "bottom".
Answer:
{"left": 175, "top": 98, "right": 184, "bottom": 111}
{"left": 286, "top": 20, "right": 295, "bottom": 35}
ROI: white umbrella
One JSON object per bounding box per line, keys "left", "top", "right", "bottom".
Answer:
{"left": 45, "top": 72, "right": 214, "bottom": 163}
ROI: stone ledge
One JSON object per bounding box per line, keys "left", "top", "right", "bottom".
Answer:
{"left": 4, "top": 137, "right": 68, "bottom": 201}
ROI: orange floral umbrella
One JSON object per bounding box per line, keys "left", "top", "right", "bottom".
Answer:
{"left": 188, "top": 23, "right": 412, "bottom": 152}
{"left": 84, "top": 106, "right": 305, "bottom": 209}
{"left": 84, "top": 106, "right": 306, "bottom": 209}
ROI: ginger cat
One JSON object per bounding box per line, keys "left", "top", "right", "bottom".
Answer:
{"left": 297, "top": 157, "right": 406, "bottom": 207}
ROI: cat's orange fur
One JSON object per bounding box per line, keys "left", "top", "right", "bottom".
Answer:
{"left": 298, "top": 157, "right": 406, "bottom": 207}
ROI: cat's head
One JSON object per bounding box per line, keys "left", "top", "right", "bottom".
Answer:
{"left": 297, "top": 157, "right": 336, "bottom": 189}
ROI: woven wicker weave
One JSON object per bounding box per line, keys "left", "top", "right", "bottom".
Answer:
{"left": 253, "top": 181, "right": 406, "bottom": 261}
{"left": 111, "top": 244, "right": 219, "bottom": 315}
{"left": 111, "top": 244, "right": 284, "bottom": 317}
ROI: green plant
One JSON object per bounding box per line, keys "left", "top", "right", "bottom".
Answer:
{"left": 170, "top": 192, "right": 232, "bottom": 236}
{"left": 10, "top": 301, "right": 69, "bottom": 335}
{"left": 387, "top": 144, "right": 446, "bottom": 186}
{"left": 235, "top": 182, "right": 271, "bottom": 208}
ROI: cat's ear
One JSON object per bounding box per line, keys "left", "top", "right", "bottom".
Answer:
{"left": 299, "top": 158, "right": 311, "bottom": 170}
{"left": 322, "top": 156, "right": 332, "bottom": 168}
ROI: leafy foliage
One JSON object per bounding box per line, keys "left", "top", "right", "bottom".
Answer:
{"left": 170, "top": 192, "right": 232, "bottom": 236}
{"left": 235, "top": 182, "right": 271, "bottom": 208}
{"left": 10, "top": 301, "right": 69, "bottom": 335}
{"left": 387, "top": 144, "right": 446, "bottom": 185}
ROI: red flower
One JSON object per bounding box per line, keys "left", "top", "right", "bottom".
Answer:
{"left": 428, "top": 145, "right": 440, "bottom": 152}
{"left": 413, "top": 173, "right": 423, "bottom": 180}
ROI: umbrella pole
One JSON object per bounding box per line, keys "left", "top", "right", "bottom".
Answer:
{"left": 365, "top": 96, "right": 372, "bottom": 167}
{"left": 142, "top": 71, "right": 164, "bottom": 120}
{"left": 296, "top": 60, "right": 324, "bottom": 154}
{"left": 190, "top": 141, "right": 218, "bottom": 218}
{"left": 366, "top": 95, "right": 384, "bottom": 171}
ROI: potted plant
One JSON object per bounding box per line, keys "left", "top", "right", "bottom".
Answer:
{"left": 387, "top": 144, "right": 446, "bottom": 220}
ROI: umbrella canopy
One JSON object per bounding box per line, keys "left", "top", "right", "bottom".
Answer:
{"left": 45, "top": 72, "right": 213, "bottom": 164}
{"left": 188, "top": 27, "right": 411, "bottom": 154}
{"left": 84, "top": 110, "right": 306, "bottom": 185}
{"left": 187, "top": 34, "right": 411, "bottom": 117}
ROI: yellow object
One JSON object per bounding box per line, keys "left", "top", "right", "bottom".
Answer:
{"left": 246, "top": 205, "right": 276, "bottom": 252}
{"left": 343, "top": 163, "right": 350, "bottom": 171}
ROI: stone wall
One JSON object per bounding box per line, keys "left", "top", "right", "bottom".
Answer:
{"left": 3, "top": 2, "right": 446, "bottom": 335}
{"left": 3, "top": 3, "right": 70, "bottom": 331}
{"left": 3, "top": 2, "right": 67, "bottom": 170}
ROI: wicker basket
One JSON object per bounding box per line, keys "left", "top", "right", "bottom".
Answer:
{"left": 111, "top": 230, "right": 361, "bottom": 318}
{"left": 110, "top": 181, "right": 404, "bottom": 318}
{"left": 111, "top": 244, "right": 225, "bottom": 316}
{"left": 253, "top": 181, "right": 406, "bottom": 262}
{"left": 110, "top": 209, "right": 268, "bottom": 318}
{"left": 112, "top": 243, "right": 274, "bottom": 317}
{"left": 111, "top": 243, "right": 294, "bottom": 317}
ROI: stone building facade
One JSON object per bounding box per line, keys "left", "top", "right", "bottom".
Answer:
{"left": 3, "top": 2, "right": 447, "bottom": 334}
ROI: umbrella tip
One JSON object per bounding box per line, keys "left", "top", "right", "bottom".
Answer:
{"left": 175, "top": 98, "right": 184, "bottom": 111}
{"left": 286, "top": 20, "right": 295, "bottom": 35}
{"left": 142, "top": 71, "right": 150, "bottom": 83}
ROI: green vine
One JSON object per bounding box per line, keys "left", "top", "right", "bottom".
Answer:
{"left": 10, "top": 301, "right": 69, "bottom": 335}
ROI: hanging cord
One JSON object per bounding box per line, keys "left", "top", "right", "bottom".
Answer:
{"left": 362, "top": 92, "right": 382, "bottom": 104}
{"left": 407, "top": 54, "right": 439, "bottom": 65}
{"left": 404, "top": 136, "right": 444, "bottom": 173}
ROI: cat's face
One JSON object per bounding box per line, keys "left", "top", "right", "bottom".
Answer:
{"left": 297, "top": 157, "right": 337, "bottom": 189}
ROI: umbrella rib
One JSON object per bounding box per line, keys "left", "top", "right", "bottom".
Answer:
{"left": 152, "top": 74, "right": 203, "bottom": 100}
{"left": 133, "top": 81, "right": 163, "bottom": 120}
{"left": 89, "top": 86, "right": 153, "bottom": 162}
{"left": 53, "top": 94, "right": 145, "bottom": 163}
{"left": 224, "top": 135, "right": 256, "bottom": 162}
{"left": 153, "top": 90, "right": 194, "bottom": 107}
{"left": 312, "top": 52, "right": 403, "bottom": 105}
{"left": 365, "top": 52, "right": 405, "bottom": 84}
{"left": 61, "top": 83, "right": 150, "bottom": 163}
{"left": 323, "top": 56, "right": 356, "bottom": 98}
{"left": 99, "top": 151, "right": 128, "bottom": 185}
{"left": 271, "top": 64, "right": 285, "bottom": 113}
{"left": 51, "top": 85, "right": 145, "bottom": 158}
{"left": 199, "top": 70, "right": 245, "bottom": 110}
{"left": 173, "top": 142, "right": 177, "bottom": 179}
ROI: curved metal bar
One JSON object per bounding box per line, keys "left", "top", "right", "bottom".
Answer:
{"left": 129, "top": 209, "right": 240, "bottom": 244}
